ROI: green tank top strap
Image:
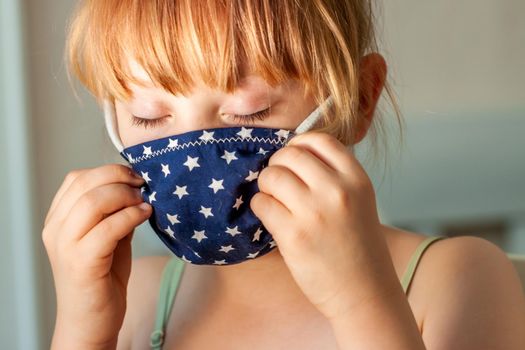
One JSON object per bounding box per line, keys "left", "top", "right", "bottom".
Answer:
{"left": 401, "top": 235, "right": 446, "bottom": 294}
{"left": 150, "top": 256, "right": 186, "bottom": 350}
{"left": 148, "top": 237, "right": 443, "bottom": 347}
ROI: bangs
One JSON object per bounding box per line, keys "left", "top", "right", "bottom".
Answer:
{"left": 66, "top": 0, "right": 404, "bottom": 162}
{"left": 67, "top": 0, "right": 331, "bottom": 101}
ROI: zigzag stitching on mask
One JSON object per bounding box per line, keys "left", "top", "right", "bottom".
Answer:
{"left": 126, "top": 135, "right": 289, "bottom": 164}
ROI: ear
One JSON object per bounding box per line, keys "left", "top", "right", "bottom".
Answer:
{"left": 354, "top": 53, "right": 387, "bottom": 145}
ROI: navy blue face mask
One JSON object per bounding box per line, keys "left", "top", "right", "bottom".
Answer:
{"left": 104, "top": 97, "right": 333, "bottom": 265}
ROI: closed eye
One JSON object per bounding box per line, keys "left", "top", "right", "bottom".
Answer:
{"left": 230, "top": 108, "right": 270, "bottom": 125}
{"left": 131, "top": 108, "right": 271, "bottom": 129}
{"left": 131, "top": 115, "right": 169, "bottom": 129}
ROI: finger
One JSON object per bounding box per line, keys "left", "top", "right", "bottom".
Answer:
{"left": 51, "top": 164, "right": 144, "bottom": 224}
{"left": 111, "top": 231, "right": 134, "bottom": 286}
{"left": 257, "top": 165, "right": 310, "bottom": 214}
{"left": 80, "top": 203, "right": 151, "bottom": 258}
{"left": 62, "top": 183, "right": 145, "bottom": 241}
{"left": 268, "top": 145, "right": 339, "bottom": 189}
{"left": 250, "top": 191, "right": 292, "bottom": 237}
{"left": 287, "top": 132, "right": 365, "bottom": 179}
{"left": 45, "top": 168, "right": 88, "bottom": 226}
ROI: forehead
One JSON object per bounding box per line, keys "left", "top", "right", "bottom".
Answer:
{"left": 126, "top": 56, "right": 272, "bottom": 94}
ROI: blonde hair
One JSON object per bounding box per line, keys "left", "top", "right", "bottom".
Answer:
{"left": 66, "top": 0, "right": 404, "bottom": 171}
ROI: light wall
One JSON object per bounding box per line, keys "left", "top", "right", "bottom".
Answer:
{"left": 1, "top": 1, "right": 40, "bottom": 349}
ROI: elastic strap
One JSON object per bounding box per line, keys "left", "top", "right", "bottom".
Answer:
{"left": 294, "top": 96, "right": 334, "bottom": 134}
{"left": 103, "top": 99, "right": 125, "bottom": 152}
{"left": 400, "top": 235, "right": 445, "bottom": 294}
{"left": 150, "top": 257, "right": 185, "bottom": 350}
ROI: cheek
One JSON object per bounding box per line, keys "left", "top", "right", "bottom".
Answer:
{"left": 276, "top": 82, "right": 318, "bottom": 130}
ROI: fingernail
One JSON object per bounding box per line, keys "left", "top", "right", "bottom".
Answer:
{"left": 138, "top": 202, "right": 151, "bottom": 211}
{"left": 129, "top": 169, "right": 144, "bottom": 181}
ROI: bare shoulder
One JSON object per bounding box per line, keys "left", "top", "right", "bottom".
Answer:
{"left": 413, "top": 235, "right": 525, "bottom": 349}
{"left": 117, "top": 255, "right": 172, "bottom": 350}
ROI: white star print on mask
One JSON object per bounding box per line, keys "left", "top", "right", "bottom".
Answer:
{"left": 183, "top": 155, "right": 200, "bottom": 171}
{"left": 245, "top": 170, "right": 259, "bottom": 182}
{"left": 208, "top": 178, "right": 225, "bottom": 193}
{"left": 118, "top": 96, "right": 334, "bottom": 265}
{"left": 192, "top": 230, "right": 208, "bottom": 242}
{"left": 173, "top": 185, "right": 189, "bottom": 199}
{"left": 221, "top": 150, "right": 238, "bottom": 164}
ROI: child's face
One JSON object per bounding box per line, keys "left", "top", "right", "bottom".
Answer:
{"left": 115, "top": 58, "right": 318, "bottom": 148}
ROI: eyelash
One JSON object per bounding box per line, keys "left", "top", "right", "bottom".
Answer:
{"left": 131, "top": 116, "right": 169, "bottom": 129}
{"left": 131, "top": 108, "right": 271, "bottom": 129}
{"left": 230, "top": 108, "right": 270, "bottom": 125}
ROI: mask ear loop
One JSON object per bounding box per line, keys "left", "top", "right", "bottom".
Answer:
{"left": 284, "top": 96, "right": 334, "bottom": 146}
{"left": 103, "top": 99, "right": 125, "bottom": 153}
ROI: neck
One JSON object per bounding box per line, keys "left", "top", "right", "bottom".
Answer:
{"left": 190, "top": 224, "right": 399, "bottom": 318}
{"left": 200, "top": 247, "right": 313, "bottom": 314}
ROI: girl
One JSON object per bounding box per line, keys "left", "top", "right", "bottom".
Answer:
{"left": 43, "top": 1, "right": 525, "bottom": 349}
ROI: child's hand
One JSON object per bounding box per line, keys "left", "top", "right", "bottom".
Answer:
{"left": 251, "top": 132, "right": 400, "bottom": 323}
{"left": 42, "top": 164, "right": 152, "bottom": 348}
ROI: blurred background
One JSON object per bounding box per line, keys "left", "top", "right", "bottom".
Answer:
{"left": 1, "top": 0, "right": 524, "bottom": 348}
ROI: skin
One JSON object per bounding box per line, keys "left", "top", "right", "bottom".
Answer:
{"left": 43, "top": 53, "right": 525, "bottom": 349}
